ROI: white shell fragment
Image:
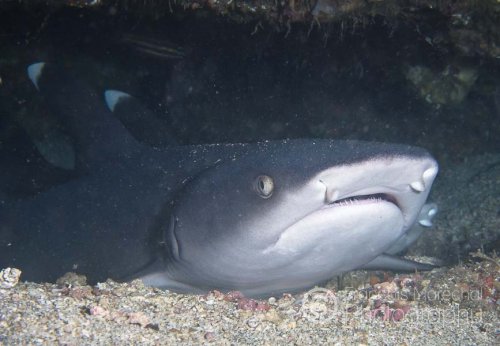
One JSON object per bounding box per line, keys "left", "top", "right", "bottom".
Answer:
{"left": 0, "top": 267, "right": 22, "bottom": 289}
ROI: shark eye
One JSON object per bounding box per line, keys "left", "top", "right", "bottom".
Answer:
{"left": 254, "top": 175, "right": 274, "bottom": 198}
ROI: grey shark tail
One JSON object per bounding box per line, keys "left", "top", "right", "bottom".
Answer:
{"left": 26, "top": 62, "right": 141, "bottom": 169}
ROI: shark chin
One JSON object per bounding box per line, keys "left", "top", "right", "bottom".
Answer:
{"left": 263, "top": 200, "right": 404, "bottom": 261}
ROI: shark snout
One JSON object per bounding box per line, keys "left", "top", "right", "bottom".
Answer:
{"left": 317, "top": 156, "right": 438, "bottom": 227}
{"left": 408, "top": 164, "right": 439, "bottom": 192}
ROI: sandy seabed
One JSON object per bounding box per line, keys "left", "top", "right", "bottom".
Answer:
{"left": 1, "top": 256, "right": 498, "bottom": 345}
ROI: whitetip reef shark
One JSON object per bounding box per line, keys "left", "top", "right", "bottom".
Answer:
{"left": 0, "top": 62, "right": 439, "bottom": 297}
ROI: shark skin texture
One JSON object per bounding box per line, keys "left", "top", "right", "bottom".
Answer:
{"left": 0, "top": 63, "right": 439, "bottom": 297}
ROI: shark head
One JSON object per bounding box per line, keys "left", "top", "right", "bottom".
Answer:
{"left": 161, "top": 139, "right": 438, "bottom": 296}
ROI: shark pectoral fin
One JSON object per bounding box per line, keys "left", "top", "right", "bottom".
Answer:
{"left": 26, "top": 62, "right": 142, "bottom": 169}
{"left": 136, "top": 270, "right": 206, "bottom": 293}
{"left": 104, "top": 89, "right": 178, "bottom": 147}
{"left": 360, "top": 254, "right": 437, "bottom": 272}
{"left": 127, "top": 260, "right": 204, "bottom": 294}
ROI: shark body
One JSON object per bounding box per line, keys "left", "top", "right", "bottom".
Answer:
{"left": 0, "top": 63, "right": 439, "bottom": 296}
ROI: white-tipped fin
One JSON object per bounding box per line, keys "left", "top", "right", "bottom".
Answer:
{"left": 418, "top": 203, "right": 438, "bottom": 227}
{"left": 104, "top": 90, "right": 132, "bottom": 112}
{"left": 27, "top": 62, "right": 46, "bottom": 90}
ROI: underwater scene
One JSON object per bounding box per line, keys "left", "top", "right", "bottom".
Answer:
{"left": 0, "top": 0, "right": 498, "bottom": 344}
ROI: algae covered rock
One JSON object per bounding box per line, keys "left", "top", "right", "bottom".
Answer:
{"left": 406, "top": 64, "right": 478, "bottom": 106}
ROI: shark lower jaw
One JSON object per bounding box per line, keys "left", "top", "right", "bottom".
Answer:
{"left": 272, "top": 199, "right": 404, "bottom": 251}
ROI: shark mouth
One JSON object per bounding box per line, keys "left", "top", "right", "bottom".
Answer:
{"left": 328, "top": 193, "right": 399, "bottom": 208}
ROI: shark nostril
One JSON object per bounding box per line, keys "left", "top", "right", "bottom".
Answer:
{"left": 326, "top": 188, "right": 339, "bottom": 203}
{"left": 410, "top": 180, "right": 425, "bottom": 192}
{"left": 423, "top": 165, "right": 438, "bottom": 182}
{"left": 410, "top": 164, "right": 438, "bottom": 193}
{"left": 319, "top": 180, "right": 339, "bottom": 203}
